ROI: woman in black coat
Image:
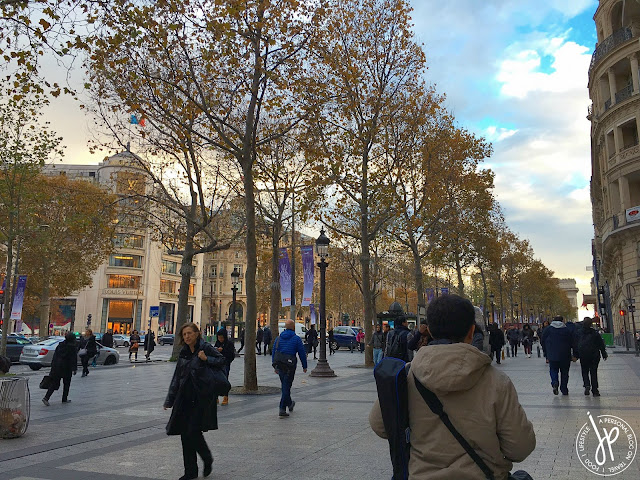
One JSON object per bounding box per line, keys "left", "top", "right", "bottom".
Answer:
{"left": 79, "top": 329, "right": 98, "bottom": 377}
{"left": 164, "top": 322, "right": 226, "bottom": 480}
{"left": 42, "top": 332, "right": 78, "bottom": 405}
{"left": 488, "top": 323, "right": 505, "bottom": 364}
{"left": 214, "top": 328, "right": 235, "bottom": 406}
{"left": 144, "top": 331, "right": 156, "bottom": 362}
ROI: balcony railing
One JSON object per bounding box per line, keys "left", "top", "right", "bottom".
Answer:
{"left": 604, "top": 98, "right": 612, "bottom": 111}
{"left": 615, "top": 84, "right": 634, "bottom": 103}
{"left": 589, "top": 28, "right": 633, "bottom": 76}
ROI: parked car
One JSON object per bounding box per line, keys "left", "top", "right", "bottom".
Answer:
{"left": 112, "top": 334, "right": 130, "bottom": 347}
{"left": 331, "top": 325, "right": 361, "bottom": 351}
{"left": 5, "top": 336, "right": 32, "bottom": 363}
{"left": 158, "top": 334, "right": 174, "bottom": 346}
{"left": 19, "top": 337, "right": 120, "bottom": 370}
{"left": 278, "top": 321, "right": 308, "bottom": 340}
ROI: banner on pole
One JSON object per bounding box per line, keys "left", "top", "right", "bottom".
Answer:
{"left": 301, "top": 245, "right": 314, "bottom": 306}
{"left": 310, "top": 303, "right": 317, "bottom": 325}
{"left": 10, "top": 275, "right": 28, "bottom": 322}
{"left": 440, "top": 287, "right": 449, "bottom": 296}
{"left": 426, "top": 288, "right": 435, "bottom": 303}
{"left": 279, "top": 248, "right": 292, "bottom": 307}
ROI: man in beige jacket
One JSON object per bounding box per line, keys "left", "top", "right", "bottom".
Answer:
{"left": 370, "top": 294, "right": 536, "bottom": 479}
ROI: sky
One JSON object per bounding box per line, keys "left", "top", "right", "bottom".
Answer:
{"left": 41, "top": 0, "right": 600, "bottom": 318}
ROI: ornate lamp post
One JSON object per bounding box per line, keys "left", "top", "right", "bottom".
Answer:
{"left": 310, "top": 228, "right": 336, "bottom": 377}
{"left": 230, "top": 267, "right": 240, "bottom": 343}
{"left": 489, "top": 293, "right": 495, "bottom": 327}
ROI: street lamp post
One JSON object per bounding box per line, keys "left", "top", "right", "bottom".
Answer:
{"left": 489, "top": 293, "right": 495, "bottom": 327}
{"left": 514, "top": 303, "right": 519, "bottom": 323}
{"left": 628, "top": 299, "right": 638, "bottom": 357}
{"left": 310, "top": 228, "right": 336, "bottom": 377}
{"left": 231, "top": 268, "right": 239, "bottom": 343}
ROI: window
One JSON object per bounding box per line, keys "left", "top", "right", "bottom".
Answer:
{"left": 188, "top": 284, "right": 195, "bottom": 296}
{"left": 160, "top": 280, "right": 177, "bottom": 294}
{"left": 109, "top": 254, "right": 142, "bottom": 268}
{"left": 210, "top": 265, "right": 217, "bottom": 276}
{"left": 236, "top": 281, "right": 243, "bottom": 294}
{"left": 211, "top": 282, "right": 217, "bottom": 294}
{"left": 234, "top": 264, "right": 243, "bottom": 276}
{"left": 235, "top": 251, "right": 240, "bottom": 259}
{"left": 108, "top": 275, "right": 141, "bottom": 289}
{"left": 113, "top": 234, "right": 144, "bottom": 249}
{"left": 162, "top": 260, "right": 177, "bottom": 274}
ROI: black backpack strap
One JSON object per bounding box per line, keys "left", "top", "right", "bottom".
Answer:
{"left": 413, "top": 375, "right": 495, "bottom": 480}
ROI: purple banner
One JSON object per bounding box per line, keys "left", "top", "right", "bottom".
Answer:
{"left": 441, "top": 287, "right": 449, "bottom": 296}
{"left": 310, "top": 303, "right": 316, "bottom": 325}
{"left": 301, "top": 245, "right": 314, "bottom": 306}
{"left": 279, "top": 248, "right": 292, "bottom": 307}
{"left": 426, "top": 288, "right": 435, "bottom": 303}
{"left": 10, "top": 275, "right": 28, "bottom": 324}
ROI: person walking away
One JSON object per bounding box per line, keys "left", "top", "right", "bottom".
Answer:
{"left": 79, "top": 329, "right": 97, "bottom": 377}
{"left": 263, "top": 325, "right": 272, "bottom": 355}
{"left": 129, "top": 330, "right": 141, "bottom": 362}
{"left": 102, "top": 330, "right": 114, "bottom": 348}
{"left": 382, "top": 324, "right": 391, "bottom": 357}
{"left": 305, "top": 324, "right": 318, "bottom": 359}
{"left": 507, "top": 327, "right": 519, "bottom": 357}
{"left": 145, "top": 331, "right": 156, "bottom": 362}
{"left": 272, "top": 319, "right": 307, "bottom": 417}
{"left": 256, "top": 325, "right": 264, "bottom": 354}
{"left": 384, "top": 316, "right": 411, "bottom": 362}
{"left": 356, "top": 328, "right": 365, "bottom": 353}
{"left": 42, "top": 332, "right": 77, "bottom": 405}
{"left": 575, "top": 317, "right": 608, "bottom": 396}
{"left": 369, "top": 324, "right": 385, "bottom": 364}
{"left": 369, "top": 294, "right": 536, "bottom": 479}
{"left": 164, "top": 322, "right": 226, "bottom": 480}
{"left": 214, "top": 328, "right": 235, "bottom": 405}
{"left": 488, "top": 323, "right": 505, "bottom": 364}
{"left": 521, "top": 325, "right": 534, "bottom": 358}
{"left": 328, "top": 328, "right": 335, "bottom": 355}
{"left": 471, "top": 322, "right": 485, "bottom": 351}
{"left": 541, "top": 315, "right": 577, "bottom": 395}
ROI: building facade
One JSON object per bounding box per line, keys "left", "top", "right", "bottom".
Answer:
{"left": 556, "top": 278, "right": 579, "bottom": 321}
{"left": 589, "top": 0, "right": 640, "bottom": 339}
{"left": 44, "top": 153, "right": 204, "bottom": 335}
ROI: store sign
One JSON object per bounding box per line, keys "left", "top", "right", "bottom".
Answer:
{"left": 626, "top": 205, "right": 640, "bottom": 223}
{"left": 103, "top": 288, "right": 140, "bottom": 296}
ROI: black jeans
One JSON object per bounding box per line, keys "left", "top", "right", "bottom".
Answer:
{"left": 278, "top": 368, "right": 296, "bottom": 411}
{"left": 263, "top": 342, "right": 269, "bottom": 355}
{"left": 256, "top": 341, "right": 262, "bottom": 354}
{"left": 180, "top": 431, "right": 212, "bottom": 476}
{"left": 581, "top": 358, "right": 600, "bottom": 392}
{"left": 237, "top": 340, "right": 244, "bottom": 353}
{"left": 80, "top": 355, "right": 90, "bottom": 375}
{"left": 510, "top": 342, "right": 518, "bottom": 357}
{"left": 44, "top": 374, "right": 71, "bottom": 402}
{"left": 491, "top": 347, "right": 501, "bottom": 363}
{"left": 549, "top": 360, "right": 571, "bottom": 393}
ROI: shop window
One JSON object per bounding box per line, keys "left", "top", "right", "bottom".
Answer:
{"left": 109, "top": 254, "right": 142, "bottom": 268}
{"left": 113, "top": 233, "right": 144, "bottom": 248}
{"left": 162, "top": 260, "right": 177, "bottom": 274}
{"left": 108, "top": 275, "right": 141, "bottom": 289}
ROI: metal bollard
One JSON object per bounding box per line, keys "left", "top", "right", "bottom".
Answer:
{"left": 537, "top": 345, "right": 541, "bottom": 358}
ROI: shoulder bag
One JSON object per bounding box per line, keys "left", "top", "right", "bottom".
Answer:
{"left": 193, "top": 345, "right": 231, "bottom": 397}
{"left": 272, "top": 337, "right": 297, "bottom": 371}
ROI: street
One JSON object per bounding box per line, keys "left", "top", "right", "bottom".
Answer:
{"left": 1, "top": 345, "right": 640, "bottom": 479}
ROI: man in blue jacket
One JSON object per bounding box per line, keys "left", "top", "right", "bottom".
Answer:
{"left": 272, "top": 320, "right": 307, "bottom": 417}
{"left": 541, "top": 315, "right": 577, "bottom": 395}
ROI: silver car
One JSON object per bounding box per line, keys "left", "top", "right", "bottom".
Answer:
{"left": 112, "top": 334, "right": 130, "bottom": 347}
{"left": 19, "top": 337, "right": 120, "bottom": 370}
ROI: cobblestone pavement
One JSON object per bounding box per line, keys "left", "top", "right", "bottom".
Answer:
{"left": 1, "top": 345, "right": 639, "bottom": 480}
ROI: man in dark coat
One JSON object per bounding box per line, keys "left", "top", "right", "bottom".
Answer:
{"left": 507, "top": 327, "right": 520, "bottom": 357}
{"left": 575, "top": 317, "right": 608, "bottom": 396}
{"left": 384, "top": 317, "right": 411, "bottom": 361}
{"left": 541, "top": 315, "right": 577, "bottom": 395}
{"left": 305, "top": 324, "right": 319, "bottom": 359}
{"left": 42, "top": 332, "right": 77, "bottom": 405}
{"left": 102, "top": 330, "right": 114, "bottom": 348}
{"left": 272, "top": 319, "right": 307, "bottom": 417}
{"left": 262, "top": 326, "right": 272, "bottom": 355}
{"left": 79, "top": 329, "right": 98, "bottom": 377}
{"left": 488, "top": 323, "right": 505, "bottom": 364}
{"left": 256, "top": 325, "right": 264, "bottom": 354}
{"left": 144, "top": 331, "right": 156, "bottom": 362}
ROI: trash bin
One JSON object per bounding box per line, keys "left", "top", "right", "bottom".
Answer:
{"left": 0, "top": 376, "right": 30, "bottom": 439}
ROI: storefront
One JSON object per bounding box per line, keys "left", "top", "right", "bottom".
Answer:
{"left": 106, "top": 299, "right": 135, "bottom": 334}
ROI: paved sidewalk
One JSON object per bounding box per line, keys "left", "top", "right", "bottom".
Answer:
{"left": 1, "top": 346, "right": 639, "bottom": 479}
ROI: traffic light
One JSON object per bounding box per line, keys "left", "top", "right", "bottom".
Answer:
{"left": 87, "top": 314, "right": 92, "bottom": 325}
{"left": 0, "top": 288, "right": 4, "bottom": 305}
{"left": 619, "top": 309, "right": 626, "bottom": 316}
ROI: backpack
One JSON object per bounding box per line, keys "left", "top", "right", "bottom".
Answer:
{"left": 386, "top": 330, "right": 408, "bottom": 360}
{"left": 373, "top": 357, "right": 411, "bottom": 480}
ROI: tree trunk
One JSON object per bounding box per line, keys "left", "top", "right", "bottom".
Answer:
{"left": 455, "top": 250, "right": 464, "bottom": 297}
{"left": 410, "top": 242, "right": 424, "bottom": 306}
{"left": 171, "top": 231, "right": 195, "bottom": 359}
{"left": 242, "top": 165, "right": 258, "bottom": 390}
{"left": 39, "top": 263, "right": 51, "bottom": 338}
{"left": 269, "top": 220, "right": 283, "bottom": 350}
{"left": 0, "top": 233, "right": 15, "bottom": 356}
{"left": 359, "top": 153, "right": 374, "bottom": 367}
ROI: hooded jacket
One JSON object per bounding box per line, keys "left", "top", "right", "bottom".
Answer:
{"left": 369, "top": 342, "right": 535, "bottom": 480}
{"left": 214, "top": 328, "right": 235, "bottom": 366}
{"left": 272, "top": 329, "right": 307, "bottom": 369}
{"left": 541, "top": 321, "right": 575, "bottom": 362}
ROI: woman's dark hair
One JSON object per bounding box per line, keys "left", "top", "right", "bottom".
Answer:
{"left": 217, "top": 328, "right": 228, "bottom": 341}
{"left": 426, "top": 294, "right": 475, "bottom": 342}
{"left": 177, "top": 322, "right": 202, "bottom": 346}
{"left": 65, "top": 332, "right": 76, "bottom": 344}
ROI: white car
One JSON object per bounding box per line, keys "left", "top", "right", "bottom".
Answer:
{"left": 19, "top": 337, "right": 120, "bottom": 370}
{"left": 277, "top": 322, "right": 307, "bottom": 339}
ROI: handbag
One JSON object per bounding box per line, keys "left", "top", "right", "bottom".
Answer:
{"left": 78, "top": 348, "right": 87, "bottom": 356}
{"left": 193, "top": 347, "right": 231, "bottom": 398}
{"left": 272, "top": 337, "right": 296, "bottom": 371}
{"left": 39, "top": 375, "right": 52, "bottom": 390}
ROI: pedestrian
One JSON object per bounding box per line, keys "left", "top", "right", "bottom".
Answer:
{"left": 541, "top": 315, "right": 577, "bottom": 396}
{"left": 214, "top": 328, "right": 234, "bottom": 406}
{"left": 408, "top": 321, "right": 432, "bottom": 352}
{"left": 262, "top": 325, "right": 272, "bottom": 355}
{"left": 356, "top": 329, "right": 365, "bottom": 353}
{"left": 369, "top": 324, "right": 385, "bottom": 364}
{"left": 237, "top": 328, "right": 245, "bottom": 353}
{"left": 102, "top": 329, "right": 114, "bottom": 348}
{"left": 256, "top": 325, "right": 264, "bottom": 354}
{"left": 305, "top": 324, "right": 319, "bottom": 359}
{"left": 129, "top": 330, "right": 141, "bottom": 362}
{"left": 370, "top": 294, "right": 536, "bottom": 479}
{"left": 521, "top": 325, "right": 534, "bottom": 358}
{"left": 575, "top": 317, "right": 608, "bottom": 396}
{"left": 488, "top": 323, "right": 505, "bottom": 364}
{"left": 384, "top": 316, "right": 411, "bottom": 362}
{"left": 507, "top": 327, "right": 520, "bottom": 357}
{"left": 164, "top": 322, "right": 226, "bottom": 480}
{"left": 144, "top": 331, "right": 156, "bottom": 362}
{"left": 382, "top": 323, "right": 391, "bottom": 356}
{"left": 42, "top": 332, "right": 77, "bottom": 405}
{"left": 79, "top": 329, "right": 97, "bottom": 377}
{"left": 328, "top": 328, "right": 335, "bottom": 355}
{"left": 471, "top": 322, "right": 485, "bottom": 352}
{"left": 272, "top": 319, "right": 307, "bottom": 417}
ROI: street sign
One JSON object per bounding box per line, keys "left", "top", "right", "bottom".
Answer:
{"left": 149, "top": 306, "right": 160, "bottom": 317}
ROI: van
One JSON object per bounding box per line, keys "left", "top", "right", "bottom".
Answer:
{"left": 277, "top": 321, "right": 308, "bottom": 340}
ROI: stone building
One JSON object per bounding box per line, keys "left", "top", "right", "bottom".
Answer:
{"left": 556, "top": 278, "right": 579, "bottom": 321}
{"left": 589, "top": 0, "right": 640, "bottom": 336}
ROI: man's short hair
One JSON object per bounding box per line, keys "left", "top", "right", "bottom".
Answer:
{"left": 427, "top": 294, "right": 475, "bottom": 342}
{"left": 552, "top": 315, "right": 564, "bottom": 322}
{"left": 583, "top": 317, "right": 593, "bottom": 329}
